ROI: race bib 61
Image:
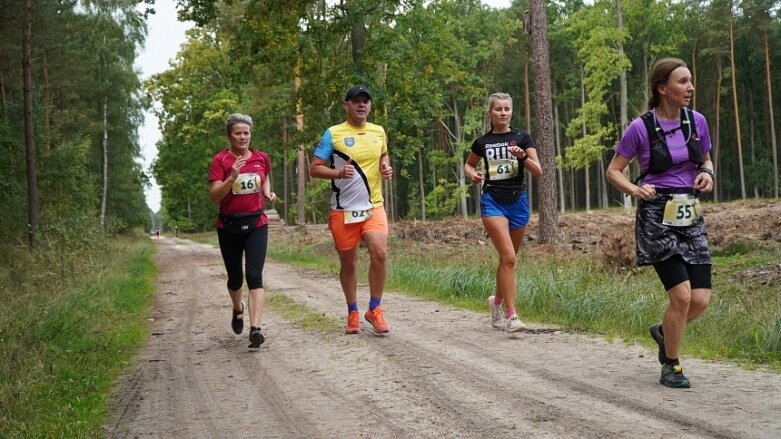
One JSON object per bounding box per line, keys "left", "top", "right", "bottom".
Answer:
{"left": 487, "top": 158, "right": 519, "bottom": 181}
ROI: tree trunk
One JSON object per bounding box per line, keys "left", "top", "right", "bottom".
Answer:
{"left": 565, "top": 101, "right": 576, "bottom": 211}
{"left": 418, "top": 145, "right": 426, "bottom": 221}
{"left": 296, "top": 147, "right": 306, "bottom": 224}
{"left": 554, "top": 102, "right": 565, "bottom": 213}
{"left": 764, "top": 29, "right": 779, "bottom": 199}
{"left": 282, "top": 117, "right": 289, "bottom": 224}
{"left": 23, "top": 0, "right": 38, "bottom": 247}
{"left": 0, "top": 70, "right": 6, "bottom": 109}
{"left": 384, "top": 177, "right": 394, "bottom": 222}
{"left": 529, "top": 0, "right": 559, "bottom": 243}
{"left": 616, "top": 0, "right": 631, "bottom": 213}
{"left": 714, "top": 57, "right": 722, "bottom": 202}
{"left": 101, "top": 97, "right": 109, "bottom": 228}
{"left": 570, "top": 168, "right": 576, "bottom": 210}
{"left": 584, "top": 165, "right": 591, "bottom": 212}
{"left": 382, "top": 87, "right": 395, "bottom": 222}
{"left": 42, "top": 53, "right": 50, "bottom": 150}
{"left": 457, "top": 154, "right": 467, "bottom": 219}
{"left": 728, "top": 1, "right": 746, "bottom": 199}
{"left": 451, "top": 97, "right": 468, "bottom": 220}
{"left": 295, "top": 74, "right": 306, "bottom": 225}
{"left": 524, "top": 57, "right": 533, "bottom": 213}
{"left": 598, "top": 155, "right": 608, "bottom": 208}
{"left": 580, "top": 68, "right": 591, "bottom": 212}
{"left": 643, "top": 53, "right": 650, "bottom": 106}
{"left": 351, "top": 15, "right": 366, "bottom": 75}
{"left": 749, "top": 94, "right": 758, "bottom": 198}
{"left": 691, "top": 45, "right": 697, "bottom": 109}
{"left": 383, "top": 136, "right": 395, "bottom": 223}
{"left": 524, "top": 58, "right": 531, "bottom": 133}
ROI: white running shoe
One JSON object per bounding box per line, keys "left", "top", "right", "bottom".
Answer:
{"left": 487, "top": 295, "right": 504, "bottom": 329}
{"left": 505, "top": 314, "right": 528, "bottom": 333}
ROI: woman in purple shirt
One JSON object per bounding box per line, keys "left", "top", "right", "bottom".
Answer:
{"left": 606, "top": 58, "right": 715, "bottom": 389}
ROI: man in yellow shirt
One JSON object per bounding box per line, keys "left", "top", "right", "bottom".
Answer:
{"left": 310, "top": 85, "right": 393, "bottom": 335}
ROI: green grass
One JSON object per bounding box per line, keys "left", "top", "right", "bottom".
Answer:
{"left": 266, "top": 294, "right": 343, "bottom": 333}
{"left": 0, "top": 236, "right": 157, "bottom": 438}
{"left": 178, "top": 231, "right": 215, "bottom": 246}
{"left": 268, "top": 229, "right": 781, "bottom": 371}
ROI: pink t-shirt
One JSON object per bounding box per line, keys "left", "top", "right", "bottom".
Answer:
{"left": 615, "top": 109, "right": 711, "bottom": 188}
{"left": 209, "top": 148, "right": 271, "bottom": 228}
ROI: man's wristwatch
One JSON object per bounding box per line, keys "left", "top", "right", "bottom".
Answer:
{"left": 698, "top": 167, "right": 714, "bottom": 177}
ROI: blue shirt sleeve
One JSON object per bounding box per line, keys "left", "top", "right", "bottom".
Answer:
{"left": 313, "top": 128, "right": 334, "bottom": 161}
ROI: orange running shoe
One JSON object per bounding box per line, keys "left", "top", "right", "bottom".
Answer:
{"left": 345, "top": 310, "right": 362, "bottom": 334}
{"left": 364, "top": 306, "right": 390, "bottom": 334}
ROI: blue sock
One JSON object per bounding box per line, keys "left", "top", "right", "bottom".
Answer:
{"left": 347, "top": 302, "right": 359, "bottom": 313}
{"left": 369, "top": 297, "right": 381, "bottom": 311}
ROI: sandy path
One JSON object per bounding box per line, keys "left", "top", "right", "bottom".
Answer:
{"left": 106, "top": 237, "right": 781, "bottom": 438}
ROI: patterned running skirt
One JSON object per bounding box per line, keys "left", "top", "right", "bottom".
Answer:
{"left": 635, "top": 196, "right": 712, "bottom": 266}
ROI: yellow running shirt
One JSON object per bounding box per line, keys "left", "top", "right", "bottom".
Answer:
{"left": 314, "top": 121, "right": 387, "bottom": 210}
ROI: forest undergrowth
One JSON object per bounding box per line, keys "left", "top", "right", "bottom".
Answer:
{"left": 0, "top": 230, "right": 157, "bottom": 438}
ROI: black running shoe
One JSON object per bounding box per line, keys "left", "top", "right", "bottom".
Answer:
{"left": 248, "top": 327, "right": 264, "bottom": 349}
{"left": 649, "top": 323, "right": 666, "bottom": 365}
{"left": 232, "top": 300, "right": 245, "bottom": 335}
{"left": 660, "top": 363, "right": 691, "bottom": 388}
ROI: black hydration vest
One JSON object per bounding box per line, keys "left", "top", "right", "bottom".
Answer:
{"left": 635, "top": 107, "right": 704, "bottom": 184}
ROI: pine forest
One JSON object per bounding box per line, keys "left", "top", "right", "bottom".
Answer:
{"left": 2, "top": 0, "right": 780, "bottom": 239}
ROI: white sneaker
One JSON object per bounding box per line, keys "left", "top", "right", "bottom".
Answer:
{"left": 505, "top": 314, "right": 528, "bottom": 333}
{"left": 487, "top": 295, "right": 504, "bottom": 328}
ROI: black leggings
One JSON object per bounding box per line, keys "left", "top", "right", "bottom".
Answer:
{"left": 652, "top": 255, "right": 712, "bottom": 291}
{"left": 217, "top": 225, "right": 268, "bottom": 291}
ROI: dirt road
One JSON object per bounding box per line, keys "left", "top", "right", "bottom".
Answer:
{"left": 107, "top": 237, "right": 781, "bottom": 438}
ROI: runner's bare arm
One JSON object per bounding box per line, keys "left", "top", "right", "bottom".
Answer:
{"left": 262, "top": 172, "right": 276, "bottom": 202}
{"left": 693, "top": 152, "right": 714, "bottom": 193}
{"left": 380, "top": 153, "right": 393, "bottom": 180}
{"left": 209, "top": 158, "right": 245, "bottom": 203}
{"left": 606, "top": 153, "right": 655, "bottom": 200}
{"left": 310, "top": 156, "right": 348, "bottom": 180}
{"left": 514, "top": 146, "right": 542, "bottom": 177}
{"left": 464, "top": 152, "right": 484, "bottom": 184}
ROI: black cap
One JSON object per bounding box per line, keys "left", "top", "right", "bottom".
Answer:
{"left": 345, "top": 85, "right": 372, "bottom": 101}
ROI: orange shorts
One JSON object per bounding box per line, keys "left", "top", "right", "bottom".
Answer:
{"left": 328, "top": 206, "right": 388, "bottom": 251}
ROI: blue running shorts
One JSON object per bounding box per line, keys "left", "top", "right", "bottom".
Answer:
{"left": 480, "top": 190, "right": 530, "bottom": 230}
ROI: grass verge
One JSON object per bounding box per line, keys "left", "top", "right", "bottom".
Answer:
{"left": 266, "top": 294, "right": 343, "bottom": 333}
{"left": 268, "top": 229, "right": 781, "bottom": 371}
{"left": 0, "top": 237, "right": 157, "bottom": 438}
